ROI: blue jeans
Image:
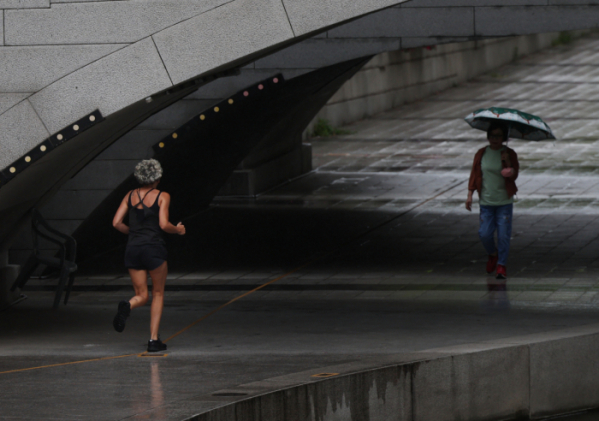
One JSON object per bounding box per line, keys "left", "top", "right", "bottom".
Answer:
{"left": 479, "top": 204, "right": 513, "bottom": 266}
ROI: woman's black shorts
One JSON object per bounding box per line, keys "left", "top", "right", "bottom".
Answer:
{"left": 124, "top": 244, "right": 167, "bottom": 271}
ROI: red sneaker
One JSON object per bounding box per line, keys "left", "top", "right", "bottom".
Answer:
{"left": 486, "top": 255, "right": 498, "bottom": 274}
{"left": 496, "top": 264, "right": 507, "bottom": 280}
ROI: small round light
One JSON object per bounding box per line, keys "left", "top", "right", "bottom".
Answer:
{"left": 273, "top": 78, "right": 279, "bottom": 83}
{"left": 258, "top": 84, "right": 264, "bottom": 90}
{"left": 214, "top": 107, "right": 220, "bottom": 112}
{"left": 9, "top": 167, "right": 16, "bottom": 173}
{"left": 228, "top": 99, "right": 234, "bottom": 105}
{"left": 158, "top": 142, "right": 165, "bottom": 148}
{"left": 89, "top": 115, "right": 96, "bottom": 122}
{"left": 73, "top": 124, "right": 79, "bottom": 131}
{"left": 40, "top": 145, "right": 47, "bottom": 152}
{"left": 172, "top": 133, "right": 178, "bottom": 139}
{"left": 24, "top": 156, "right": 31, "bottom": 163}
{"left": 200, "top": 115, "right": 206, "bottom": 120}
{"left": 57, "top": 134, "right": 63, "bottom": 141}
{"left": 145, "top": 97, "right": 153, "bottom": 103}
{"left": 243, "top": 91, "right": 249, "bottom": 97}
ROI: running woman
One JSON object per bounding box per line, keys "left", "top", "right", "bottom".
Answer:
{"left": 112, "top": 159, "right": 185, "bottom": 352}
{"left": 466, "top": 123, "right": 519, "bottom": 280}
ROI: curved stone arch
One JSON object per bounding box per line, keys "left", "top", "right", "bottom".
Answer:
{"left": 3, "top": 0, "right": 599, "bottom": 253}
{"left": 0, "top": 0, "right": 407, "bottom": 250}
{"left": 1, "top": 0, "right": 405, "bottom": 166}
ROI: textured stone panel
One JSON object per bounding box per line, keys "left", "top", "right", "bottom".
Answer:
{"left": 60, "top": 160, "right": 137, "bottom": 190}
{"left": 328, "top": 7, "right": 474, "bottom": 38}
{"left": 0, "top": 93, "right": 30, "bottom": 115}
{"left": 400, "top": 0, "right": 547, "bottom": 5}
{"left": 412, "top": 347, "right": 529, "bottom": 421}
{"left": 255, "top": 38, "right": 400, "bottom": 69}
{"left": 549, "top": 0, "right": 599, "bottom": 4}
{"left": 51, "top": 0, "right": 122, "bottom": 2}
{"left": 0, "top": 44, "right": 125, "bottom": 92}
{"left": 0, "top": 100, "right": 49, "bottom": 169}
{"left": 4, "top": 0, "right": 228, "bottom": 45}
{"left": 529, "top": 333, "right": 599, "bottom": 417}
{"left": 0, "top": 0, "right": 48, "bottom": 8}
{"left": 29, "top": 38, "right": 172, "bottom": 134}
{"left": 476, "top": 6, "right": 599, "bottom": 36}
{"left": 282, "top": 0, "right": 408, "bottom": 36}
{"left": 0, "top": 11, "right": 3, "bottom": 46}
{"left": 152, "top": 0, "right": 295, "bottom": 85}
{"left": 41, "top": 190, "right": 111, "bottom": 220}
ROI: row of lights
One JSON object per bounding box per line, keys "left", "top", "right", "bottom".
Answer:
{"left": 3, "top": 113, "right": 100, "bottom": 180}
{"left": 157, "top": 77, "right": 280, "bottom": 149}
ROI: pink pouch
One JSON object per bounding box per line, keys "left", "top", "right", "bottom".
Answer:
{"left": 501, "top": 167, "right": 514, "bottom": 178}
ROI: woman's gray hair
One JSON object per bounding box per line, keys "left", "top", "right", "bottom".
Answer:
{"left": 134, "top": 159, "right": 163, "bottom": 185}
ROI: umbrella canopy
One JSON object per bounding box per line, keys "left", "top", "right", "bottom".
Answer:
{"left": 464, "top": 107, "right": 556, "bottom": 141}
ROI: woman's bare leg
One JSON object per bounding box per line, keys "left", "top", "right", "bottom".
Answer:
{"left": 128, "top": 269, "right": 149, "bottom": 309}
{"left": 148, "top": 261, "right": 168, "bottom": 341}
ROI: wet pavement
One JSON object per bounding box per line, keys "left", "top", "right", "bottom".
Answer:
{"left": 4, "top": 34, "right": 599, "bottom": 420}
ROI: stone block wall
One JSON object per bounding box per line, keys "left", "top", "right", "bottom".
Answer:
{"left": 308, "top": 32, "right": 576, "bottom": 134}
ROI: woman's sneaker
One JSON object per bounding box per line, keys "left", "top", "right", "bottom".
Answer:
{"left": 486, "top": 255, "right": 498, "bottom": 274}
{"left": 496, "top": 264, "right": 507, "bottom": 280}
{"left": 112, "top": 300, "right": 131, "bottom": 332}
{"left": 147, "top": 337, "right": 167, "bottom": 353}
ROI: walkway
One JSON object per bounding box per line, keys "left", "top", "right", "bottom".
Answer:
{"left": 3, "top": 33, "right": 599, "bottom": 420}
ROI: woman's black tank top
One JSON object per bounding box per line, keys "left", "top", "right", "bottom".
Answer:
{"left": 127, "top": 189, "right": 165, "bottom": 247}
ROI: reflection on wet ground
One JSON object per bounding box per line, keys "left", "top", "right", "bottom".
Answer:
{"left": 5, "top": 34, "right": 599, "bottom": 420}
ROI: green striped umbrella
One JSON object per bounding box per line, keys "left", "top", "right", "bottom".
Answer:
{"left": 464, "top": 107, "right": 556, "bottom": 141}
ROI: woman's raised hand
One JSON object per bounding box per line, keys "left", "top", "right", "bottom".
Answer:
{"left": 176, "top": 222, "right": 186, "bottom": 235}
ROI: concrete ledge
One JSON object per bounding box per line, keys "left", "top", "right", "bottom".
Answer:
{"left": 218, "top": 143, "right": 312, "bottom": 196}
{"left": 175, "top": 324, "right": 599, "bottom": 421}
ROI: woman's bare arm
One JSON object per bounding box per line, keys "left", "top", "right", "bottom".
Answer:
{"left": 158, "top": 192, "right": 185, "bottom": 235}
{"left": 112, "top": 193, "right": 130, "bottom": 234}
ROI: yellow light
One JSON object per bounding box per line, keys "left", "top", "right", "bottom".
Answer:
{"left": 25, "top": 156, "right": 31, "bottom": 163}
{"left": 89, "top": 115, "right": 96, "bottom": 122}
{"left": 214, "top": 107, "right": 219, "bottom": 112}
{"left": 228, "top": 99, "right": 234, "bottom": 104}
{"left": 73, "top": 124, "right": 79, "bottom": 131}
{"left": 159, "top": 142, "right": 165, "bottom": 148}
{"left": 172, "top": 133, "right": 178, "bottom": 139}
{"left": 9, "top": 167, "right": 16, "bottom": 173}
{"left": 40, "top": 145, "right": 47, "bottom": 152}
{"left": 57, "top": 134, "right": 63, "bottom": 141}
{"left": 200, "top": 115, "right": 205, "bottom": 120}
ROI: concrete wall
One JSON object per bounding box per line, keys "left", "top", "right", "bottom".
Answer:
{"left": 168, "top": 323, "right": 599, "bottom": 421}
{"left": 309, "top": 32, "right": 572, "bottom": 133}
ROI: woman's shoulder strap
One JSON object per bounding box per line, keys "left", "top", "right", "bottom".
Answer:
{"left": 127, "top": 190, "right": 134, "bottom": 207}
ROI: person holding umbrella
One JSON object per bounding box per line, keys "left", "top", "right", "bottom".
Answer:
{"left": 466, "top": 123, "right": 518, "bottom": 279}
{"left": 464, "top": 107, "right": 555, "bottom": 279}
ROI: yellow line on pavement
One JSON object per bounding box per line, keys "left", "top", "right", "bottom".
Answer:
{"left": 162, "top": 261, "right": 313, "bottom": 343}
{"left": 1, "top": 179, "right": 465, "bottom": 375}
{"left": 0, "top": 353, "right": 138, "bottom": 375}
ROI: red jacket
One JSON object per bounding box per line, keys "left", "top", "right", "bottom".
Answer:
{"left": 468, "top": 146, "right": 519, "bottom": 198}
